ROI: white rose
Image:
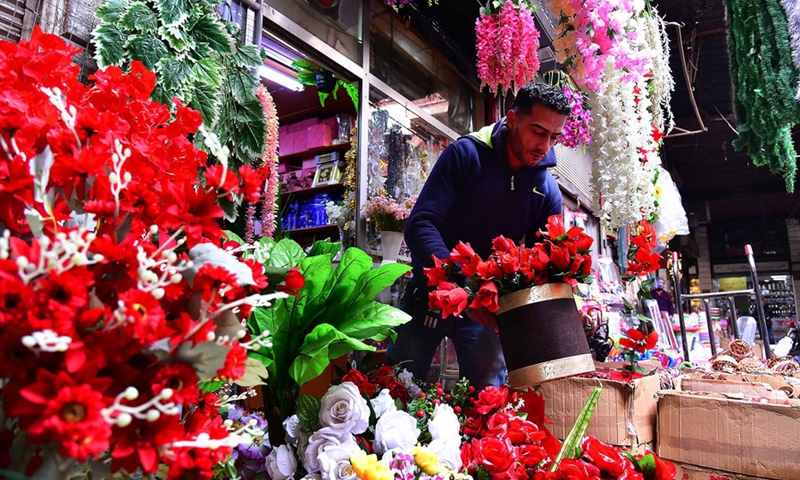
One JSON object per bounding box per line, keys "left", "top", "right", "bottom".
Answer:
{"left": 318, "top": 438, "right": 360, "bottom": 480}
{"left": 373, "top": 410, "right": 420, "bottom": 455}
{"left": 428, "top": 438, "right": 462, "bottom": 472}
{"left": 284, "top": 415, "right": 301, "bottom": 445}
{"left": 302, "top": 475, "right": 322, "bottom": 480}
{"left": 319, "top": 382, "right": 370, "bottom": 434}
{"left": 428, "top": 404, "right": 460, "bottom": 444}
{"left": 303, "top": 426, "right": 353, "bottom": 473}
{"left": 266, "top": 445, "right": 298, "bottom": 480}
{"left": 370, "top": 389, "right": 396, "bottom": 419}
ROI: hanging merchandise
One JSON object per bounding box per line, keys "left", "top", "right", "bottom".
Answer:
{"left": 385, "top": 125, "right": 411, "bottom": 200}
{"left": 780, "top": 0, "right": 800, "bottom": 98}
{"left": 643, "top": 8, "right": 676, "bottom": 135}
{"left": 727, "top": 0, "right": 800, "bottom": 192}
{"left": 256, "top": 86, "right": 281, "bottom": 240}
{"left": 291, "top": 59, "right": 359, "bottom": 109}
{"left": 560, "top": 83, "right": 593, "bottom": 148}
{"left": 652, "top": 167, "right": 690, "bottom": 253}
{"left": 367, "top": 109, "right": 389, "bottom": 198}
{"left": 475, "top": 0, "right": 541, "bottom": 94}
{"left": 342, "top": 126, "right": 358, "bottom": 233}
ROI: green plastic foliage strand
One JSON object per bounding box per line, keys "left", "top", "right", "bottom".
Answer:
{"left": 550, "top": 386, "right": 603, "bottom": 472}
{"left": 727, "top": 0, "right": 800, "bottom": 192}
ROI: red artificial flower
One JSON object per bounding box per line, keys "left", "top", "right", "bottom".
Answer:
{"left": 529, "top": 244, "right": 550, "bottom": 271}
{"left": 550, "top": 244, "right": 571, "bottom": 271}
{"left": 492, "top": 236, "right": 517, "bottom": 253}
{"left": 217, "top": 342, "right": 248, "bottom": 380}
{"left": 533, "top": 458, "right": 601, "bottom": 480}
{"left": 471, "top": 437, "right": 515, "bottom": 476}
{"left": 33, "top": 268, "right": 93, "bottom": 332}
{"left": 574, "top": 233, "right": 594, "bottom": 253}
{"left": 643, "top": 450, "right": 677, "bottom": 480}
{"left": 428, "top": 282, "right": 469, "bottom": 318}
{"left": 193, "top": 264, "right": 240, "bottom": 302}
{"left": 469, "top": 281, "right": 500, "bottom": 313}
{"left": 342, "top": 370, "right": 377, "bottom": 396}
{"left": 545, "top": 214, "right": 567, "bottom": 239}
{"left": 652, "top": 125, "right": 665, "bottom": 143}
{"left": 484, "top": 411, "right": 513, "bottom": 438}
{"left": 473, "top": 385, "right": 509, "bottom": 415}
{"left": 117, "top": 289, "right": 171, "bottom": 347}
{"left": 515, "top": 443, "right": 548, "bottom": 468}
{"left": 619, "top": 328, "right": 659, "bottom": 354}
{"left": 371, "top": 365, "right": 395, "bottom": 387}
{"left": 277, "top": 267, "right": 305, "bottom": 297}
{"left": 111, "top": 415, "right": 185, "bottom": 474}
{"left": 161, "top": 183, "right": 223, "bottom": 247}
{"left": 151, "top": 363, "right": 200, "bottom": 407}
{"left": 425, "top": 255, "right": 450, "bottom": 287}
{"left": 0, "top": 275, "right": 32, "bottom": 324}
{"left": 450, "top": 242, "right": 482, "bottom": 277}
{"left": 627, "top": 248, "right": 663, "bottom": 275}
{"left": 168, "top": 414, "right": 232, "bottom": 479}
{"left": 386, "top": 380, "right": 410, "bottom": 405}
{"left": 498, "top": 250, "right": 522, "bottom": 276}
{"left": 238, "top": 164, "right": 264, "bottom": 203}
{"left": 204, "top": 165, "right": 239, "bottom": 198}
{"left": 507, "top": 416, "right": 546, "bottom": 445}
{"left": 243, "top": 257, "right": 270, "bottom": 291}
{"left": 580, "top": 436, "right": 642, "bottom": 479}
{"left": 477, "top": 259, "right": 504, "bottom": 281}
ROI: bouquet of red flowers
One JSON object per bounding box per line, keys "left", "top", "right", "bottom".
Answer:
{"left": 424, "top": 215, "right": 594, "bottom": 318}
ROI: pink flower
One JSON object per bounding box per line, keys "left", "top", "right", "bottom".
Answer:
{"left": 476, "top": 2, "right": 540, "bottom": 94}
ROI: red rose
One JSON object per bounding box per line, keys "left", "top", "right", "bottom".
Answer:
{"left": 550, "top": 244, "right": 571, "bottom": 271}
{"left": 507, "top": 416, "right": 546, "bottom": 445}
{"left": 342, "top": 370, "right": 376, "bottom": 396}
{"left": 533, "top": 458, "right": 601, "bottom": 480}
{"left": 473, "top": 385, "right": 509, "bottom": 415}
{"left": 530, "top": 244, "right": 550, "bottom": 271}
{"left": 450, "top": 242, "right": 482, "bottom": 277}
{"left": 581, "top": 436, "right": 641, "bottom": 479}
{"left": 429, "top": 282, "right": 469, "bottom": 318}
{"left": 575, "top": 233, "right": 594, "bottom": 253}
{"left": 469, "top": 281, "right": 500, "bottom": 313}
{"left": 371, "top": 365, "right": 394, "bottom": 387}
{"left": 425, "top": 255, "right": 450, "bottom": 287}
{"left": 386, "top": 380, "right": 410, "bottom": 405}
{"left": 498, "top": 250, "right": 521, "bottom": 275}
{"left": 545, "top": 214, "right": 567, "bottom": 239}
{"left": 515, "top": 443, "right": 548, "bottom": 467}
{"left": 473, "top": 437, "right": 514, "bottom": 475}
{"left": 483, "top": 411, "right": 512, "bottom": 438}
{"left": 462, "top": 411, "right": 485, "bottom": 436}
{"left": 477, "top": 259, "right": 504, "bottom": 280}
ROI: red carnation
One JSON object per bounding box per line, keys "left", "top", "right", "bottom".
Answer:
{"left": 151, "top": 363, "right": 200, "bottom": 407}
{"left": 429, "top": 282, "right": 469, "bottom": 318}
{"left": 342, "top": 370, "right": 377, "bottom": 396}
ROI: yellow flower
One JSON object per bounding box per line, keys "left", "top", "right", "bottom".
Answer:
{"left": 655, "top": 185, "right": 663, "bottom": 197}
{"left": 412, "top": 445, "right": 445, "bottom": 476}
{"left": 350, "top": 450, "right": 391, "bottom": 480}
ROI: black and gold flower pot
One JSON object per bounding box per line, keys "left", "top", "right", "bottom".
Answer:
{"left": 496, "top": 283, "right": 595, "bottom": 388}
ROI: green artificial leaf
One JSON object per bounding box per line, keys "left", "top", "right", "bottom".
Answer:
{"left": 188, "top": 80, "right": 221, "bottom": 126}
{"left": 125, "top": 34, "right": 169, "bottom": 70}
{"left": 92, "top": 23, "right": 129, "bottom": 67}
{"left": 223, "top": 230, "right": 245, "bottom": 244}
{"left": 337, "top": 301, "right": 411, "bottom": 341}
{"left": 192, "top": 15, "right": 235, "bottom": 55}
{"left": 159, "top": 24, "right": 195, "bottom": 52}
{"left": 289, "top": 324, "right": 374, "bottom": 385}
{"left": 551, "top": 387, "right": 603, "bottom": 471}
{"left": 96, "top": 0, "right": 130, "bottom": 23}
{"left": 637, "top": 453, "right": 657, "bottom": 478}
{"left": 199, "top": 379, "right": 226, "bottom": 393}
{"left": 318, "top": 91, "right": 330, "bottom": 107}
{"left": 150, "top": 83, "right": 172, "bottom": 106}
{"left": 296, "top": 394, "right": 322, "bottom": 430}
{"left": 341, "top": 81, "right": 360, "bottom": 110}
{"left": 347, "top": 263, "right": 412, "bottom": 310}
{"left": 156, "top": 0, "right": 191, "bottom": 27}
{"left": 232, "top": 97, "right": 267, "bottom": 157}
{"left": 194, "top": 58, "right": 222, "bottom": 87}
{"left": 120, "top": 1, "right": 158, "bottom": 32}
{"left": 324, "top": 247, "right": 374, "bottom": 311}
{"left": 235, "top": 44, "right": 266, "bottom": 68}
{"left": 228, "top": 65, "right": 260, "bottom": 104}
{"left": 308, "top": 239, "right": 342, "bottom": 261}
{"left": 234, "top": 357, "right": 270, "bottom": 387}
{"left": 269, "top": 239, "right": 306, "bottom": 269}
{"left": 290, "top": 255, "right": 334, "bottom": 333}
{"left": 156, "top": 57, "right": 194, "bottom": 91}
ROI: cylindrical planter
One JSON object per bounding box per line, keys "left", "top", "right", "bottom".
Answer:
{"left": 496, "top": 283, "right": 595, "bottom": 388}
{"left": 380, "top": 231, "right": 404, "bottom": 265}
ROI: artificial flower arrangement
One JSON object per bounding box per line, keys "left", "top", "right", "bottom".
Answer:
{"left": 624, "top": 220, "right": 664, "bottom": 278}
{"left": 475, "top": 0, "right": 541, "bottom": 94}
{"left": 0, "top": 29, "right": 303, "bottom": 478}
{"left": 560, "top": 84, "right": 593, "bottom": 148}
{"left": 424, "top": 215, "right": 594, "bottom": 318}
{"left": 361, "top": 194, "right": 417, "bottom": 232}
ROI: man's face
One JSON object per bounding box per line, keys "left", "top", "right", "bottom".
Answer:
{"left": 506, "top": 106, "right": 567, "bottom": 167}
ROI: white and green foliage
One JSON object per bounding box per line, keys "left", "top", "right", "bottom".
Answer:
{"left": 92, "top": 0, "right": 267, "bottom": 173}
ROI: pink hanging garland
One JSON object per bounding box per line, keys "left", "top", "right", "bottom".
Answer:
{"left": 256, "top": 85, "right": 280, "bottom": 240}
{"left": 476, "top": 1, "right": 541, "bottom": 95}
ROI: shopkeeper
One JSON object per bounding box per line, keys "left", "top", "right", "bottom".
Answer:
{"left": 387, "top": 82, "right": 570, "bottom": 389}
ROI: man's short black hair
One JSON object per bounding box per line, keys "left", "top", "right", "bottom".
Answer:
{"left": 511, "top": 82, "right": 571, "bottom": 116}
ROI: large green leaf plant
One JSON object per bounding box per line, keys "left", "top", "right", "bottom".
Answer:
{"left": 92, "top": 0, "right": 268, "bottom": 216}
{"left": 246, "top": 237, "right": 410, "bottom": 428}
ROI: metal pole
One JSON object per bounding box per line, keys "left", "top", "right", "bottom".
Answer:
{"left": 672, "top": 251, "right": 691, "bottom": 362}
{"left": 729, "top": 296, "right": 739, "bottom": 340}
{"left": 745, "top": 244, "right": 773, "bottom": 359}
{"left": 703, "top": 299, "right": 717, "bottom": 356}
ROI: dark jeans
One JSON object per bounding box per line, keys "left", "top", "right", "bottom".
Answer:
{"left": 386, "top": 285, "right": 506, "bottom": 390}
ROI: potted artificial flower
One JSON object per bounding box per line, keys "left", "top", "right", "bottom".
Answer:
{"left": 360, "top": 194, "right": 416, "bottom": 264}
{"left": 425, "top": 215, "right": 596, "bottom": 388}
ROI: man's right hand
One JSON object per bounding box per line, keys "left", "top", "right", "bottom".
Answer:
{"left": 469, "top": 307, "right": 499, "bottom": 334}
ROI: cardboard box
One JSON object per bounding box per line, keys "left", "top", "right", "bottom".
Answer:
{"left": 306, "top": 123, "right": 332, "bottom": 149}
{"left": 538, "top": 372, "right": 661, "bottom": 449}
{"left": 679, "top": 370, "right": 800, "bottom": 399}
{"left": 657, "top": 390, "right": 800, "bottom": 479}
{"left": 678, "top": 377, "right": 788, "bottom": 400}
{"left": 674, "top": 463, "right": 768, "bottom": 480}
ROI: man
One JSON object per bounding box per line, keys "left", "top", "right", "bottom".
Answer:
{"left": 650, "top": 278, "right": 675, "bottom": 319}
{"left": 386, "top": 82, "right": 570, "bottom": 389}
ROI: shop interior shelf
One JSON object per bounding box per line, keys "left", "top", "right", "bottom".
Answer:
{"left": 283, "top": 183, "right": 345, "bottom": 198}
{"left": 284, "top": 224, "right": 339, "bottom": 236}
{"left": 279, "top": 142, "right": 352, "bottom": 164}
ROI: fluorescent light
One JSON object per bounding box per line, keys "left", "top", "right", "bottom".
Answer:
{"left": 258, "top": 65, "right": 305, "bottom": 92}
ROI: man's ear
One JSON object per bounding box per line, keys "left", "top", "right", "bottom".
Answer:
{"left": 506, "top": 109, "right": 517, "bottom": 130}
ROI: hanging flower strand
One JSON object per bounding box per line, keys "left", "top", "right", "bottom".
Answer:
{"left": 256, "top": 85, "right": 280, "bottom": 239}
{"left": 476, "top": 0, "right": 541, "bottom": 95}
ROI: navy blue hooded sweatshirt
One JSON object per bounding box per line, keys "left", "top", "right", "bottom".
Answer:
{"left": 404, "top": 118, "right": 563, "bottom": 290}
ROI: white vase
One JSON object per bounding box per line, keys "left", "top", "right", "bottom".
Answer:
{"left": 380, "top": 231, "right": 404, "bottom": 265}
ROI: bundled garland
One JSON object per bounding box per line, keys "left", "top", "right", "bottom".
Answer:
{"left": 727, "top": 0, "right": 800, "bottom": 192}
